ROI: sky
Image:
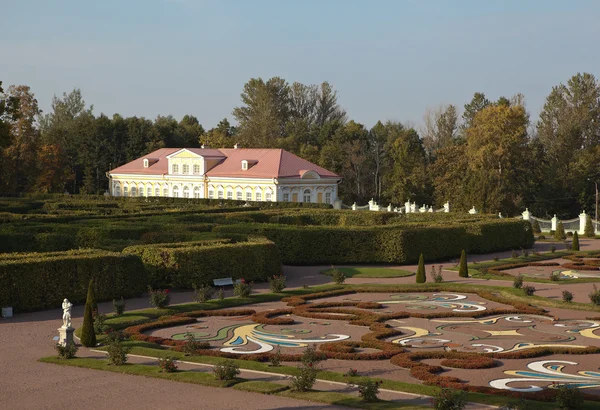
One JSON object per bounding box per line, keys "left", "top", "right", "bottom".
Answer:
{"left": 2, "top": 0, "right": 600, "bottom": 130}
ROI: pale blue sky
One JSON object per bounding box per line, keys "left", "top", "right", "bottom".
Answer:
{"left": 2, "top": 0, "right": 599, "bottom": 129}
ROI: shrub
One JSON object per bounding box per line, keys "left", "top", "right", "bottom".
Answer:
{"left": 233, "top": 280, "right": 252, "bottom": 298}
{"left": 589, "top": 285, "right": 600, "bottom": 305}
{"left": 269, "top": 347, "right": 282, "bottom": 367}
{"left": 213, "top": 360, "right": 240, "bottom": 380}
{"left": 217, "top": 288, "right": 224, "bottom": 300}
{"left": 523, "top": 249, "right": 529, "bottom": 257}
{"left": 499, "top": 397, "right": 532, "bottom": 410}
{"left": 433, "top": 388, "right": 466, "bottom": 410}
{"left": 113, "top": 297, "right": 125, "bottom": 316}
{"left": 531, "top": 219, "right": 541, "bottom": 233}
{"left": 511, "top": 250, "right": 519, "bottom": 259}
{"left": 182, "top": 333, "right": 210, "bottom": 355}
{"left": 331, "top": 268, "right": 346, "bottom": 284}
{"left": 555, "top": 384, "right": 584, "bottom": 410}
{"left": 269, "top": 275, "right": 286, "bottom": 293}
{"left": 158, "top": 357, "right": 178, "bottom": 373}
{"left": 539, "top": 235, "right": 546, "bottom": 240}
{"left": 566, "top": 231, "right": 573, "bottom": 237}
{"left": 106, "top": 339, "right": 130, "bottom": 365}
{"left": 555, "top": 222, "right": 566, "bottom": 241}
{"left": 562, "top": 290, "right": 573, "bottom": 303}
{"left": 290, "top": 362, "right": 318, "bottom": 392}
{"left": 148, "top": 286, "right": 170, "bottom": 308}
{"left": 356, "top": 379, "right": 383, "bottom": 402}
{"left": 571, "top": 231, "right": 580, "bottom": 251}
{"left": 55, "top": 342, "right": 78, "bottom": 359}
{"left": 301, "top": 344, "right": 324, "bottom": 366}
{"left": 493, "top": 256, "right": 499, "bottom": 262}
{"left": 458, "top": 250, "right": 468, "bottom": 278}
{"left": 523, "top": 285, "right": 536, "bottom": 296}
{"left": 431, "top": 265, "right": 443, "bottom": 283}
{"left": 585, "top": 215, "right": 595, "bottom": 238}
{"left": 551, "top": 246, "right": 556, "bottom": 253}
{"left": 80, "top": 280, "right": 97, "bottom": 347}
{"left": 344, "top": 368, "right": 359, "bottom": 377}
{"left": 192, "top": 283, "right": 215, "bottom": 303}
{"left": 416, "top": 254, "right": 426, "bottom": 283}
{"left": 550, "top": 272, "right": 561, "bottom": 282}
{"left": 93, "top": 311, "right": 108, "bottom": 334}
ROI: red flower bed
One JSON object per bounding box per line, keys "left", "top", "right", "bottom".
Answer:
{"left": 252, "top": 309, "right": 295, "bottom": 325}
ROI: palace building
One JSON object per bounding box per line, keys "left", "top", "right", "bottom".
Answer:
{"left": 107, "top": 147, "right": 341, "bottom": 204}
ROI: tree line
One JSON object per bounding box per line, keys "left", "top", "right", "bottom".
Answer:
{"left": 1, "top": 72, "right": 599, "bottom": 217}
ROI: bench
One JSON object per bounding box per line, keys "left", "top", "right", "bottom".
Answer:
{"left": 213, "top": 277, "right": 242, "bottom": 287}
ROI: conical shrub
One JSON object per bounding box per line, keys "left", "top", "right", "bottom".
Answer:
{"left": 86, "top": 279, "right": 97, "bottom": 313}
{"left": 554, "top": 222, "right": 566, "bottom": 241}
{"left": 80, "top": 286, "right": 97, "bottom": 347}
{"left": 458, "top": 250, "right": 468, "bottom": 278}
{"left": 415, "top": 254, "right": 426, "bottom": 283}
{"left": 585, "top": 215, "right": 595, "bottom": 238}
{"left": 572, "top": 231, "right": 580, "bottom": 251}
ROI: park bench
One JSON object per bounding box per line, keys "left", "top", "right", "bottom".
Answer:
{"left": 213, "top": 277, "right": 242, "bottom": 287}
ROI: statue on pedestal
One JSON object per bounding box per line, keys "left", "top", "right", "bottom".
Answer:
{"left": 62, "top": 298, "right": 72, "bottom": 328}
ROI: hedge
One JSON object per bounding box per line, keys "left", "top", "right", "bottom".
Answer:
{"left": 122, "top": 237, "right": 282, "bottom": 288}
{"left": 214, "top": 219, "right": 534, "bottom": 265}
{"left": 0, "top": 250, "right": 146, "bottom": 312}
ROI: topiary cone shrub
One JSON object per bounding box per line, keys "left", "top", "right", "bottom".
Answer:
{"left": 415, "top": 254, "right": 426, "bottom": 283}
{"left": 86, "top": 278, "right": 97, "bottom": 313}
{"left": 80, "top": 280, "right": 97, "bottom": 347}
{"left": 572, "top": 231, "right": 580, "bottom": 251}
{"left": 554, "top": 222, "right": 566, "bottom": 241}
{"left": 585, "top": 215, "right": 595, "bottom": 238}
{"left": 458, "top": 250, "right": 468, "bottom": 278}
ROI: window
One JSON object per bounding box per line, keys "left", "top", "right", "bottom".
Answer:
{"left": 143, "top": 159, "right": 149, "bottom": 168}
{"left": 194, "top": 186, "right": 201, "bottom": 198}
{"left": 163, "top": 187, "right": 168, "bottom": 197}
{"left": 227, "top": 191, "right": 233, "bottom": 200}
{"left": 173, "top": 185, "right": 179, "bottom": 198}
{"left": 114, "top": 184, "right": 121, "bottom": 196}
{"left": 131, "top": 186, "right": 137, "bottom": 197}
{"left": 155, "top": 187, "right": 160, "bottom": 197}
{"left": 266, "top": 191, "right": 272, "bottom": 201}
{"left": 208, "top": 189, "right": 214, "bottom": 199}
{"left": 256, "top": 191, "right": 262, "bottom": 201}
{"left": 123, "top": 186, "right": 128, "bottom": 197}
{"left": 241, "top": 160, "right": 248, "bottom": 170}
{"left": 218, "top": 190, "right": 224, "bottom": 199}
{"left": 183, "top": 186, "right": 190, "bottom": 198}
{"left": 183, "top": 164, "right": 189, "bottom": 174}
{"left": 303, "top": 189, "right": 311, "bottom": 203}
{"left": 283, "top": 193, "right": 289, "bottom": 202}
{"left": 172, "top": 164, "right": 179, "bottom": 173}
{"left": 325, "top": 192, "right": 332, "bottom": 204}
{"left": 193, "top": 164, "right": 200, "bottom": 174}
{"left": 146, "top": 187, "right": 152, "bottom": 197}
{"left": 236, "top": 191, "right": 242, "bottom": 200}
{"left": 246, "top": 191, "right": 252, "bottom": 201}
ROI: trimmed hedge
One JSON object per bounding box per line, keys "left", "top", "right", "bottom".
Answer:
{"left": 123, "top": 237, "right": 282, "bottom": 288}
{"left": 214, "top": 219, "right": 534, "bottom": 265}
{"left": 0, "top": 250, "right": 146, "bottom": 312}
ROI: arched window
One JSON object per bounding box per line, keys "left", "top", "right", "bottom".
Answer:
{"left": 138, "top": 186, "right": 144, "bottom": 197}
{"left": 183, "top": 186, "right": 190, "bottom": 198}
{"left": 172, "top": 164, "right": 179, "bottom": 174}
{"left": 194, "top": 186, "right": 201, "bottom": 198}
{"left": 123, "top": 185, "right": 128, "bottom": 197}
{"left": 265, "top": 189, "right": 272, "bottom": 202}
{"left": 208, "top": 189, "right": 214, "bottom": 199}
{"left": 146, "top": 186, "right": 152, "bottom": 197}
{"left": 325, "top": 192, "right": 332, "bottom": 204}
{"left": 131, "top": 186, "right": 137, "bottom": 197}
{"left": 255, "top": 189, "right": 262, "bottom": 202}
{"left": 236, "top": 190, "right": 242, "bottom": 200}
{"left": 163, "top": 186, "right": 168, "bottom": 197}
{"left": 114, "top": 183, "right": 121, "bottom": 196}
{"left": 218, "top": 189, "right": 224, "bottom": 199}
{"left": 303, "top": 189, "right": 311, "bottom": 203}
{"left": 246, "top": 190, "right": 252, "bottom": 201}
{"left": 183, "top": 164, "right": 190, "bottom": 174}
{"left": 155, "top": 187, "right": 160, "bottom": 197}
{"left": 193, "top": 164, "right": 200, "bottom": 174}
{"left": 227, "top": 190, "right": 233, "bottom": 200}
{"left": 173, "top": 185, "right": 179, "bottom": 198}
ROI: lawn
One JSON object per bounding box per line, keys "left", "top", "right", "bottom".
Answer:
{"left": 322, "top": 267, "right": 414, "bottom": 278}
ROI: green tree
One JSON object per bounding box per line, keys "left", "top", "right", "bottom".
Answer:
{"left": 458, "top": 250, "right": 468, "bottom": 278}
{"left": 416, "top": 254, "right": 426, "bottom": 283}
{"left": 585, "top": 214, "right": 595, "bottom": 237}
{"left": 86, "top": 279, "right": 97, "bottom": 312}
{"left": 572, "top": 231, "right": 580, "bottom": 251}
{"left": 80, "top": 280, "right": 97, "bottom": 347}
{"left": 461, "top": 92, "right": 490, "bottom": 131}
{"left": 0, "top": 81, "right": 19, "bottom": 149}
{"left": 422, "top": 104, "right": 459, "bottom": 155}
{"left": 554, "top": 222, "right": 566, "bottom": 241}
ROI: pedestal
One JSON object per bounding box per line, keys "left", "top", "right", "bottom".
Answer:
{"left": 58, "top": 326, "right": 74, "bottom": 346}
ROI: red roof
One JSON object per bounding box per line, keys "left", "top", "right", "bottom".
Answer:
{"left": 109, "top": 148, "right": 340, "bottom": 179}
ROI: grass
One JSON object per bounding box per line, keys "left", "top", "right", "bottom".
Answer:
{"left": 322, "top": 267, "right": 414, "bottom": 278}
{"left": 280, "top": 390, "right": 426, "bottom": 409}
{"left": 232, "top": 380, "right": 289, "bottom": 394}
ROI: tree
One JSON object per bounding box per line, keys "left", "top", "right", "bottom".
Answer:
{"left": 585, "top": 214, "right": 595, "bottom": 237}
{"left": 86, "top": 278, "right": 97, "bottom": 312}
{"left": 554, "top": 222, "right": 566, "bottom": 241}
{"left": 572, "top": 231, "right": 580, "bottom": 251}
{"left": 80, "top": 280, "right": 97, "bottom": 347}
{"left": 422, "top": 104, "right": 459, "bottom": 155}
{"left": 461, "top": 92, "right": 490, "bottom": 131}
{"left": 0, "top": 81, "right": 19, "bottom": 148}
{"left": 458, "top": 250, "right": 468, "bottom": 278}
{"left": 34, "top": 144, "right": 72, "bottom": 193}
{"left": 416, "top": 254, "right": 426, "bottom": 283}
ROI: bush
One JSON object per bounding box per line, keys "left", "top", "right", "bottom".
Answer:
{"left": 433, "top": 388, "right": 466, "bottom": 410}
{"left": 531, "top": 219, "right": 541, "bottom": 233}
{"left": 233, "top": 280, "right": 252, "bottom": 298}
{"left": 458, "top": 250, "right": 468, "bottom": 278}
{"left": 355, "top": 379, "right": 383, "bottom": 402}
{"left": 523, "top": 285, "right": 536, "bottom": 296}
{"left": 269, "top": 275, "right": 286, "bottom": 293}
{"left": 269, "top": 347, "right": 282, "bottom": 367}
{"left": 431, "top": 265, "right": 443, "bottom": 283}
{"left": 331, "top": 268, "right": 346, "bottom": 284}
{"left": 55, "top": 342, "right": 78, "bottom": 359}
{"left": 512, "top": 250, "right": 520, "bottom": 259}
{"left": 344, "top": 368, "right": 359, "bottom": 377}
{"left": 290, "top": 362, "right": 318, "bottom": 392}
{"left": 493, "top": 256, "right": 499, "bottom": 261}
{"left": 213, "top": 360, "right": 240, "bottom": 380}
{"left": 107, "top": 339, "right": 130, "bottom": 365}
{"left": 158, "top": 357, "right": 178, "bottom": 373}
{"left": 182, "top": 333, "right": 210, "bottom": 355}
{"left": 499, "top": 397, "right": 532, "bottom": 410}
{"left": 571, "top": 231, "right": 580, "bottom": 251}
{"left": 93, "top": 311, "right": 108, "bottom": 334}
{"left": 148, "top": 286, "right": 170, "bottom": 308}
{"left": 113, "top": 297, "right": 125, "bottom": 316}
{"left": 585, "top": 215, "right": 595, "bottom": 238}
{"left": 555, "top": 384, "right": 584, "bottom": 410}
{"left": 192, "top": 283, "right": 215, "bottom": 303}
{"left": 416, "top": 254, "right": 426, "bottom": 283}
{"left": 80, "top": 280, "right": 97, "bottom": 347}
{"left": 589, "top": 285, "right": 600, "bottom": 305}
{"left": 513, "top": 274, "right": 524, "bottom": 289}
{"left": 539, "top": 235, "right": 546, "bottom": 240}
{"left": 562, "top": 290, "right": 573, "bottom": 303}
{"left": 555, "top": 222, "right": 566, "bottom": 241}
{"left": 523, "top": 249, "right": 529, "bottom": 257}
{"left": 550, "top": 272, "right": 561, "bottom": 282}
{"left": 551, "top": 246, "right": 556, "bottom": 253}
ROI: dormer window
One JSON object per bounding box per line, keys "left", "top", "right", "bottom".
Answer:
{"left": 143, "top": 159, "right": 149, "bottom": 168}
{"left": 241, "top": 159, "right": 257, "bottom": 170}
{"left": 241, "top": 160, "right": 248, "bottom": 170}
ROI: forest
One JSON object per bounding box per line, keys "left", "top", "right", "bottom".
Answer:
{"left": 1, "top": 72, "right": 599, "bottom": 217}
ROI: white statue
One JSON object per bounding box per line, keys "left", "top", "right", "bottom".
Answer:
{"left": 62, "top": 298, "right": 72, "bottom": 328}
